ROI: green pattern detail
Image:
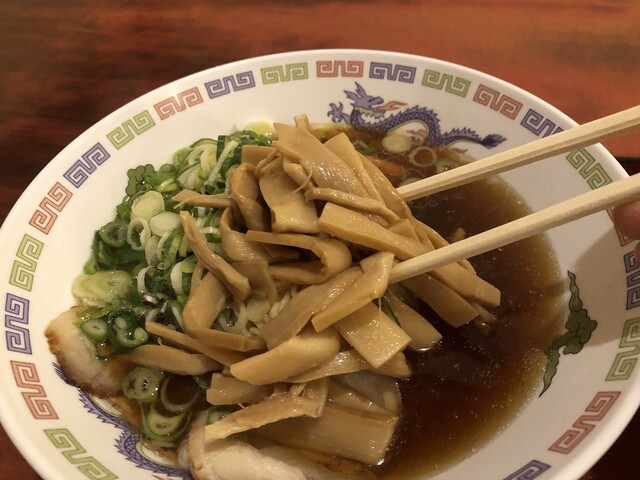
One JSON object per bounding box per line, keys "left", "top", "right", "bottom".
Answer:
{"left": 421, "top": 69, "right": 470, "bottom": 97}
{"left": 106, "top": 110, "right": 156, "bottom": 150}
{"left": 260, "top": 63, "right": 309, "bottom": 84}
{"left": 541, "top": 271, "right": 598, "bottom": 395}
{"left": 9, "top": 234, "right": 44, "bottom": 291}
{"left": 606, "top": 316, "right": 640, "bottom": 381}
{"left": 565, "top": 148, "right": 612, "bottom": 189}
{"left": 44, "top": 428, "right": 118, "bottom": 479}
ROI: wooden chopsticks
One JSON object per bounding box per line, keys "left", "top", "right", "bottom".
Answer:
{"left": 389, "top": 104, "right": 640, "bottom": 283}
{"left": 396, "top": 104, "right": 640, "bottom": 200}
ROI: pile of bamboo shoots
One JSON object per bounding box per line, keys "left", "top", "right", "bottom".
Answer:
{"left": 124, "top": 116, "right": 501, "bottom": 465}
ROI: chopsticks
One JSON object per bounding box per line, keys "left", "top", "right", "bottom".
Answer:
{"left": 396, "top": 104, "right": 640, "bottom": 200}
{"left": 389, "top": 104, "right": 640, "bottom": 283}
{"left": 390, "top": 171, "right": 640, "bottom": 283}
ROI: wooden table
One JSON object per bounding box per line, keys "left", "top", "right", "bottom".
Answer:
{"left": 0, "top": 1, "right": 638, "bottom": 478}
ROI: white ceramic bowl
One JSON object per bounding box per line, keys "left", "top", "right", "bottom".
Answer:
{"left": 0, "top": 49, "right": 638, "bottom": 480}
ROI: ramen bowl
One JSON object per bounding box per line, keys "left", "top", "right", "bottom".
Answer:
{"left": 0, "top": 49, "right": 638, "bottom": 480}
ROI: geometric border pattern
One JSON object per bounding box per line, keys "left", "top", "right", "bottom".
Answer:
{"left": 623, "top": 251, "right": 640, "bottom": 310}
{"left": 473, "top": 84, "right": 523, "bottom": 119}
{"left": 44, "top": 428, "right": 117, "bottom": 480}
{"left": 565, "top": 148, "right": 612, "bottom": 189}
{"left": 369, "top": 61, "right": 416, "bottom": 83}
{"left": 4, "top": 293, "right": 31, "bottom": 354}
{"left": 503, "top": 459, "right": 551, "bottom": 480}
{"left": 548, "top": 391, "right": 621, "bottom": 454}
{"left": 11, "top": 361, "right": 58, "bottom": 419}
{"left": 520, "top": 108, "right": 564, "bottom": 137}
{"left": 154, "top": 86, "right": 203, "bottom": 120}
{"left": 28, "top": 182, "right": 73, "bottom": 234}
{"left": 106, "top": 110, "right": 156, "bottom": 150}
{"left": 422, "top": 69, "right": 471, "bottom": 97}
{"left": 606, "top": 316, "right": 640, "bottom": 381}
{"left": 316, "top": 60, "right": 364, "bottom": 78}
{"left": 63, "top": 143, "right": 111, "bottom": 189}
{"left": 261, "top": 63, "right": 309, "bottom": 84}
{"left": 9, "top": 234, "right": 44, "bottom": 292}
{"left": 204, "top": 71, "right": 256, "bottom": 98}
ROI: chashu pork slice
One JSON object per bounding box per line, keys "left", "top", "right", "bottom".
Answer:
{"left": 45, "top": 307, "right": 131, "bottom": 396}
{"left": 188, "top": 411, "right": 365, "bottom": 480}
{"left": 188, "top": 411, "right": 306, "bottom": 480}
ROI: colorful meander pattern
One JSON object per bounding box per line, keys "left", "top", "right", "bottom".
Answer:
{"left": 2, "top": 55, "right": 638, "bottom": 479}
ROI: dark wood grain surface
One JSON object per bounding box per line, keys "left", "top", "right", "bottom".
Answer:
{"left": 0, "top": 1, "right": 638, "bottom": 478}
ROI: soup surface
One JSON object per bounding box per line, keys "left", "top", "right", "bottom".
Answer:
{"left": 337, "top": 131, "right": 564, "bottom": 478}
{"left": 379, "top": 184, "right": 562, "bottom": 478}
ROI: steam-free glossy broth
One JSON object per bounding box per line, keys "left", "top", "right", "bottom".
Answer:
{"left": 334, "top": 130, "right": 563, "bottom": 478}
{"left": 381, "top": 181, "right": 562, "bottom": 478}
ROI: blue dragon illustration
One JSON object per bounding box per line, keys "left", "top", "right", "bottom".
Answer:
{"left": 328, "top": 82, "right": 506, "bottom": 148}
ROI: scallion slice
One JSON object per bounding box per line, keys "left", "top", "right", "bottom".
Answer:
{"left": 98, "top": 219, "right": 127, "bottom": 248}
{"left": 122, "top": 367, "right": 163, "bottom": 402}
{"left": 79, "top": 318, "right": 108, "bottom": 342}
{"left": 114, "top": 326, "right": 149, "bottom": 349}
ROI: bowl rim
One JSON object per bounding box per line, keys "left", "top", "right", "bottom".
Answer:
{"left": 0, "top": 48, "right": 636, "bottom": 480}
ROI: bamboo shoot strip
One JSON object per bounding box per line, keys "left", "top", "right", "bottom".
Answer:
{"left": 390, "top": 172, "right": 640, "bottom": 283}
{"left": 397, "top": 104, "right": 640, "bottom": 200}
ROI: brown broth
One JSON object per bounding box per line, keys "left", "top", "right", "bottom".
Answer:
{"left": 375, "top": 178, "right": 563, "bottom": 478}
{"left": 317, "top": 127, "right": 564, "bottom": 478}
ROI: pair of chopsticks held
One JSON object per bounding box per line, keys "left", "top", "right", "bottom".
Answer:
{"left": 389, "top": 104, "right": 640, "bottom": 283}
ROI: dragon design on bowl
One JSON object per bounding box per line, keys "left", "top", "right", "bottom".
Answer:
{"left": 328, "top": 82, "right": 506, "bottom": 149}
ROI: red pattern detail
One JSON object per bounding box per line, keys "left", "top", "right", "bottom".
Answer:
{"left": 10, "top": 360, "right": 58, "bottom": 419}
{"left": 473, "top": 84, "right": 523, "bottom": 120}
{"left": 316, "top": 60, "right": 364, "bottom": 77}
{"left": 154, "top": 87, "right": 204, "bottom": 120}
{"left": 28, "top": 182, "right": 73, "bottom": 234}
{"left": 548, "top": 390, "right": 620, "bottom": 454}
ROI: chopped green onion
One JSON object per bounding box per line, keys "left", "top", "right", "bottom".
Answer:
{"left": 352, "top": 139, "right": 377, "bottom": 155}
{"left": 95, "top": 341, "right": 116, "bottom": 360}
{"left": 131, "top": 190, "right": 165, "bottom": 221}
{"left": 114, "top": 326, "right": 149, "bottom": 349}
{"left": 123, "top": 367, "right": 163, "bottom": 402}
{"left": 79, "top": 318, "right": 109, "bottom": 342}
{"left": 180, "top": 255, "right": 197, "bottom": 273}
{"left": 382, "top": 133, "right": 412, "bottom": 153}
{"left": 142, "top": 405, "right": 190, "bottom": 446}
{"left": 115, "top": 200, "right": 132, "bottom": 221}
{"left": 149, "top": 211, "right": 181, "bottom": 237}
{"left": 72, "top": 270, "right": 133, "bottom": 307}
{"left": 159, "top": 231, "right": 184, "bottom": 271}
{"left": 170, "top": 262, "right": 185, "bottom": 295}
{"left": 206, "top": 407, "right": 233, "bottom": 425}
{"left": 144, "top": 235, "right": 160, "bottom": 266}
{"left": 99, "top": 219, "right": 128, "bottom": 248}
{"left": 190, "top": 138, "right": 217, "bottom": 148}
{"left": 114, "top": 315, "right": 129, "bottom": 330}
{"left": 206, "top": 139, "right": 238, "bottom": 184}
{"left": 127, "top": 217, "right": 151, "bottom": 251}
